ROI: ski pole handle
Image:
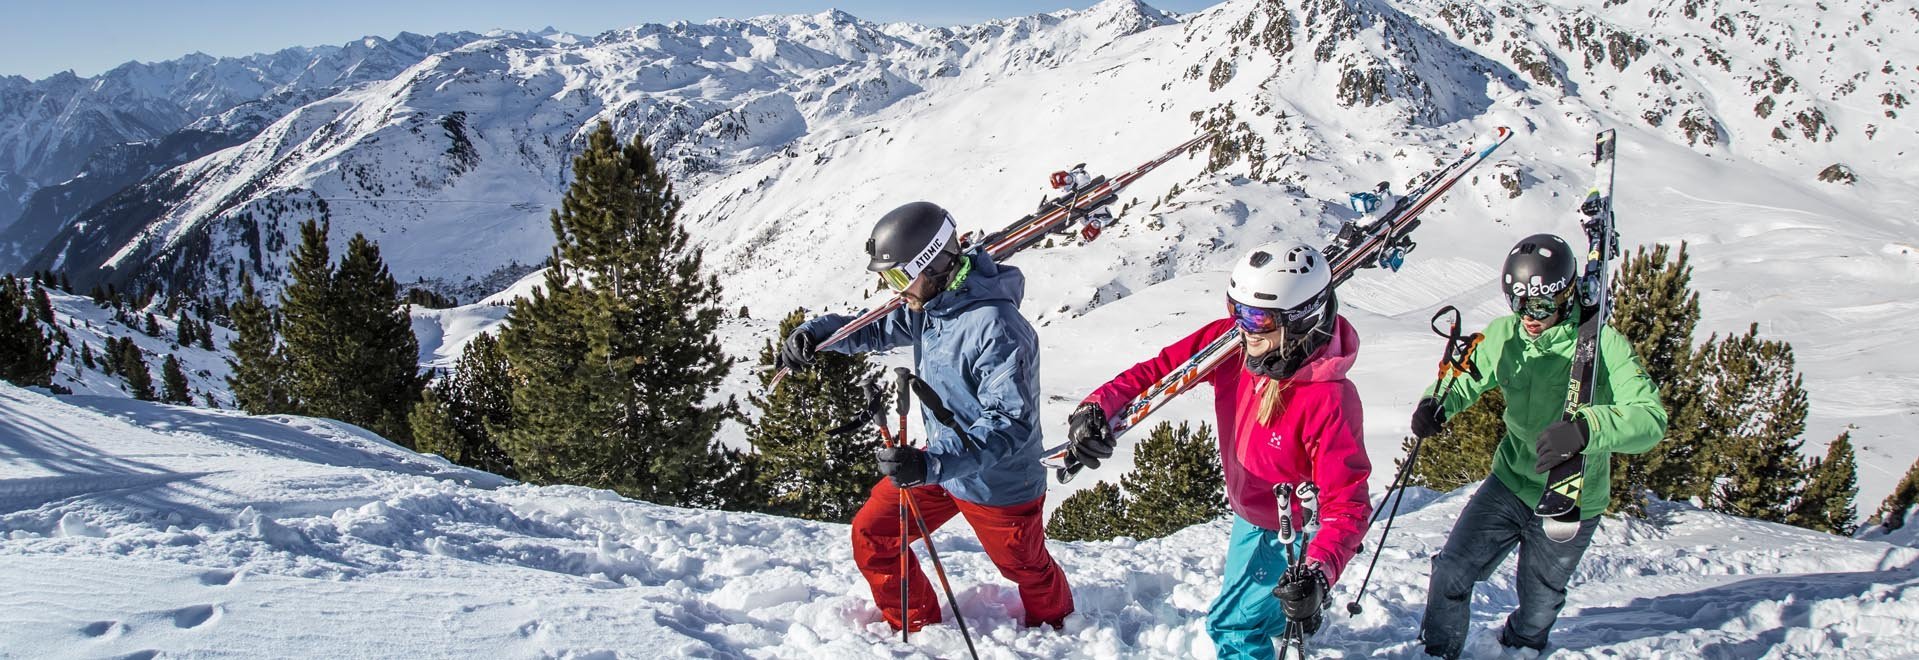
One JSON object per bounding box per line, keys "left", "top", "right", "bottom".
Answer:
{"left": 893, "top": 367, "right": 913, "bottom": 446}
{"left": 1296, "top": 482, "right": 1321, "bottom": 538}
{"left": 1274, "top": 483, "right": 1295, "bottom": 546}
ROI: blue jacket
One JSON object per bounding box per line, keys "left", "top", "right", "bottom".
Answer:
{"left": 800, "top": 249, "right": 1045, "bottom": 507}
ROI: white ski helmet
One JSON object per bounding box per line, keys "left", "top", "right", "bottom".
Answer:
{"left": 1227, "top": 241, "right": 1332, "bottom": 319}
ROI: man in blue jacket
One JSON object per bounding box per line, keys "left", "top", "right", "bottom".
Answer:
{"left": 780, "top": 201, "right": 1074, "bottom": 631}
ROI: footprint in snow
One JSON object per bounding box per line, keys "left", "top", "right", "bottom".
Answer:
{"left": 79, "top": 620, "right": 127, "bottom": 639}
{"left": 170, "top": 604, "right": 222, "bottom": 629}
{"left": 197, "top": 569, "right": 239, "bottom": 586}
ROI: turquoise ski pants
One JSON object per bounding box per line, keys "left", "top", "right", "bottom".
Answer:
{"left": 1207, "top": 515, "right": 1308, "bottom": 660}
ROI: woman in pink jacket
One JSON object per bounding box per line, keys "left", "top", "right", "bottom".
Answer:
{"left": 1063, "top": 241, "right": 1373, "bottom": 659}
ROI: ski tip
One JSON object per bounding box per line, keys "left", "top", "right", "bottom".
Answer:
{"left": 1541, "top": 516, "right": 1582, "bottom": 542}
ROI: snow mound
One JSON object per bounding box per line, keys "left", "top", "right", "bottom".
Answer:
{"left": 4, "top": 383, "right": 1917, "bottom": 657}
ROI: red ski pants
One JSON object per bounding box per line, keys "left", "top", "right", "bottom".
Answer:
{"left": 850, "top": 480, "right": 1074, "bottom": 630}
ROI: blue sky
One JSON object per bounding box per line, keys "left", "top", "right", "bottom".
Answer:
{"left": 1, "top": 0, "right": 1217, "bottom": 80}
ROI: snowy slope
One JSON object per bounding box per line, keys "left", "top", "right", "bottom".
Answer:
{"left": 34, "top": 288, "right": 237, "bottom": 408}
{"left": 3, "top": 383, "right": 1916, "bottom": 658}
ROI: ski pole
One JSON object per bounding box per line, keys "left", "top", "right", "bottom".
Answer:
{"left": 1296, "top": 482, "right": 1321, "bottom": 540}
{"left": 874, "top": 373, "right": 908, "bottom": 644}
{"left": 903, "top": 491, "right": 980, "bottom": 660}
{"left": 1272, "top": 484, "right": 1297, "bottom": 659}
{"left": 1347, "top": 306, "right": 1481, "bottom": 616}
{"left": 890, "top": 368, "right": 979, "bottom": 659}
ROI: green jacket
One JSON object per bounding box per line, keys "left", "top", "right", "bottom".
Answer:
{"left": 1427, "top": 312, "right": 1668, "bottom": 519}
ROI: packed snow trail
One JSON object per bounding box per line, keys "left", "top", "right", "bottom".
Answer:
{"left": 3, "top": 384, "right": 1917, "bottom": 658}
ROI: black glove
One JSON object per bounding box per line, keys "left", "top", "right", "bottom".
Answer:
{"left": 1411, "top": 397, "right": 1446, "bottom": 439}
{"left": 1534, "top": 417, "right": 1590, "bottom": 473}
{"left": 877, "top": 446, "right": 928, "bottom": 488}
{"left": 1272, "top": 563, "right": 1328, "bottom": 636}
{"left": 778, "top": 327, "right": 818, "bottom": 370}
{"left": 1066, "top": 403, "right": 1115, "bottom": 470}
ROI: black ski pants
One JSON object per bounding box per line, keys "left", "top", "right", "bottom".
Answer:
{"left": 1419, "top": 478, "right": 1598, "bottom": 659}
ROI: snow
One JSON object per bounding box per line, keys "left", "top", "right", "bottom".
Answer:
{"left": 6, "top": 0, "right": 1919, "bottom": 652}
{"left": 4, "top": 382, "right": 1918, "bottom": 657}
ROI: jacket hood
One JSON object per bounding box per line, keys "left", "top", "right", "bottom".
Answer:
{"left": 1280, "top": 315, "right": 1360, "bottom": 384}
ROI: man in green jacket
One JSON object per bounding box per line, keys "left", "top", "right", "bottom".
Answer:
{"left": 1413, "top": 234, "right": 1668, "bottom": 659}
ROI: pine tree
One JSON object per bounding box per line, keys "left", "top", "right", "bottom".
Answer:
{"left": 120, "top": 340, "right": 155, "bottom": 401}
{"left": 278, "top": 218, "right": 335, "bottom": 416}
{"left": 409, "top": 333, "right": 518, "bottom": 478}
{"left": 499, "top": 122, "right": 740, "bottom": 507}
{"left": 1869, "top": 457, "right": 1919, "bottom": 533}
{"left": 1046, "top": 481, "right": 1131, "bottom": 542}
{"left": 1405, "top": 389, "right": 1507, "bottom": 492}
{"left": 1700, "top": 324, "right": 1809, "bottom": 523}
{"left": 89, "top": 284, "right": 107, "bottom": 307}
{"left": 57, "top": 272, "right": 71, "bottom": 294}
{"left": 80, "top": 343, "right": 96, "bottom": 370}
{"left": 1122, "top": 422, "right": 1228, "bottom": 538}
{"left": 1788, "top": 432, "right": 1858, "bottom": 535}
{"left": 161, "top": 354, "right": 192, "bottom": 404}
{"left": 198, "top": 324, "right": 216, "bottom": 351}
{"left": 1607, "top": 243, "right": 1711, "bottom": 513}
{"left": 278, "top": 221, "right": 425, "bottom": 444}
{"left": 100, "top": 337, "right": 120, "bottom": 375}
{"left": 31, "top": 281, "right": 55, "bottom": 324}
{"left": 176, "top": 314, "right": 196, "bottom": 347}
{"left": 410, "top": 387, "right": 463, "bottom": 462}
{"left": 0, "top": 277, "right": 58, "bottom": 387}
{"left": 143, "top": 312, "right": 160, "bottom": 337}
{"left": 745, "top": 308, "right": 881, "bottom": 521}
{"left": 324, "top": 233, "right": 425, "bottom": 444}
{"left": 226, "top": 273, "right": 292, "bottom": 414}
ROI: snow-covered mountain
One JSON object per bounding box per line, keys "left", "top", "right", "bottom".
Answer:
{"left": 16, "top": 1, "right": 1179, "bottom": 300}
{"left": 0, "top": 30, "right": 512, "bottom": 269}
{"left": 3, "top": 383, "right": 1916, "bottom": 657}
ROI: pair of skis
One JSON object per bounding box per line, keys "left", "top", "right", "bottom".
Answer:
{"left": 768, "top": 131, "right": 1218, "bottom": 390}
{"left": 1534, "top": 129, "right": 1620, "bottom": 542}
{"left": 1042, "top": 126, "right": 1516, "bottom": 481}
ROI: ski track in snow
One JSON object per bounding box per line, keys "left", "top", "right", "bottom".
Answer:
{"left": 5, "top": 383, "right": 1918, "bottom": 658}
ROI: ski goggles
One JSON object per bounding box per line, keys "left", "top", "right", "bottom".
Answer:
{"left": 876, "top": 217, "right": 957, "bottom": 292}
{"left": 1508, "top": 288, "right": 1574, "bottom": 320}
{"left": 1228, "top": 296, "right": 1325, "bottom": 335}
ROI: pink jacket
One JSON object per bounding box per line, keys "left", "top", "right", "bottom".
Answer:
{"left": 1085, "top": 316, "right": 1373, "bottom": 583}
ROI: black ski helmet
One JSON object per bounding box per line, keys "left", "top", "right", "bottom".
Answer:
{"left": 865, "top": 201, "right": 962, "bottom": 287}
{"left": 1502, "top": 234, "right": 1578, "bottom": 318}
